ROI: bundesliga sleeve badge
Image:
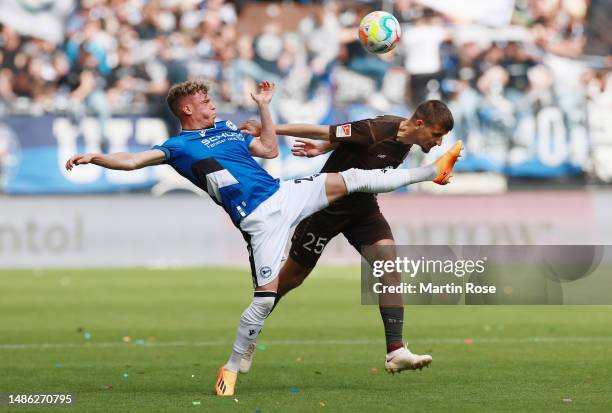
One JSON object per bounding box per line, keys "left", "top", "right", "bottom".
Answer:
{"left": 336, "top": 124, "right": 352, "bottom": 138}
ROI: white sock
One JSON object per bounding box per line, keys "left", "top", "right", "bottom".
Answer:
{"left": 340, "top": 165, "right": 437, "bottom": 194}
{"left": 225, "top": 351, "right": 243, "bottom": 373}
{"left": 224, "top": 292, "right": 276, "bottom": 373}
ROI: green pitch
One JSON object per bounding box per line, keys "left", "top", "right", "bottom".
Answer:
{"left": 1, "top": 267, "right": 611, "bottom": 412}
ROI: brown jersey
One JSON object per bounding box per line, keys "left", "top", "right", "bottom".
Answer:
{"left": 322, "top": 115, "right": 412, "bottom": 213}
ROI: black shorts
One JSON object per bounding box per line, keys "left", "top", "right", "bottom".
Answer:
{"left": 289, "top": 205, "right": 393, "bottom": 269}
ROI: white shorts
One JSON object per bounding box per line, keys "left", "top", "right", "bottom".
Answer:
{"left": 239, "top": 173, "right": 329, "bottom": 288}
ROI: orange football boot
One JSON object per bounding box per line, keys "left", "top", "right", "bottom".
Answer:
{"left": 434, "top": 140, "right": 463, "bottom": 185}
{"left": 214, "top": 367, "right": 237, "bottom": 396}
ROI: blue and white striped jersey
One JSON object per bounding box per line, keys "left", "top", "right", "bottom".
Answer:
{"left": 153, "top": 120, "right": 280, "bottom": 226}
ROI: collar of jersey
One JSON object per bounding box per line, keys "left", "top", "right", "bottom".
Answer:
{"left": 180, "top": 121, "right": 223, "bottom": 135}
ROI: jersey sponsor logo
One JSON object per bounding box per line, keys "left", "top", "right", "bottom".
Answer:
{"left": 336, "top": 124, "right": 351, "bottom": 138}
{"left": 200, "top": 132, "right": 244, "bottom": 148}
{"left": 259, "top": 266, "right": 272, "bottom": 279}
{"left": 226, "top": 120, "right": 238, "bottom": 131}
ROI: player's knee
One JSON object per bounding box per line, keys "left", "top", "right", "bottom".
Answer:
{"left": 241, "top": 295, "right": 276, "bottom": 325}
{"left": 289, "top": 264, "right": 313, "bottom": 288}
{"left": 254, "top": 295, "right": 275, "bottom": 318}
{"left": 279, "top": 259, "right": 311, "bottom": 294}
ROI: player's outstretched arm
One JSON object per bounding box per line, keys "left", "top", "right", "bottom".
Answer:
{"left": 65, "top": 149, "right": 166, "bottom": 171}
{"left": 248, "top": 81, "right": 278, "bottom": 159}
{"left": 240, "top": 121, "right": 330, "bottom": 142}
{"left": 276, "top": 124, "right": 330, "bottom": 141}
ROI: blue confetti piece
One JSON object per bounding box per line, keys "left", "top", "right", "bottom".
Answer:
{"left": 289, "top": 387, "right": 300, "bottom": 394}
{"left": 83, "top": 332, "right": 92, "bottom": 340}
{"left": 55, "top": 363, "right": 62, "bottom": 368}
{"left": 135, "top": 339, "right": 145, "bottom": 345}
{"left": 123, "top": 373, "right": 129, "bottom": 379}
{"left": 255, "top": 409, "right": 262, "bottom": 413}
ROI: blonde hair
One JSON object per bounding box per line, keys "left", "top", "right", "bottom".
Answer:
{"left": 166, "top": 79, "right": 210, "bottom": 117}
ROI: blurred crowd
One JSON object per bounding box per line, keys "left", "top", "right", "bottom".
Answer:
{"left": 0, "top": 0, "right": 609, "bottom": 137}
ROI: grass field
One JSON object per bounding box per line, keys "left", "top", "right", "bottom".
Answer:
{"left": 1, "top": 267, "right": 612, "bottom": 412}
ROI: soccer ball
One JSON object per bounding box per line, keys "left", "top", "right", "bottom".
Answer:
{"left": 358, "top": 11, "right": 401, "bottom": 54}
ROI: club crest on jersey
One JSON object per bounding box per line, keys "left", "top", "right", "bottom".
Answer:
{"left": 226, "top": 120, "right": 238, "bottom": 131}
{"left": 336, "top": 124, "right": 351, "bottom": 138}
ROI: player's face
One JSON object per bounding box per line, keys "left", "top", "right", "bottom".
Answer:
{"left": 183, "top": 92, "right": 216, "bottom": 127}
{"left": 417, "top": 122, "right": 448, "bottom": 153}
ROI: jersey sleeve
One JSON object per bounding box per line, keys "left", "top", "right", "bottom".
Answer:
{"left": 241, "top": 132, "right": 255, "bottom": 147}
{"left": 328, "top": 120, "right": 375, "bottom": 146}
{"left": 329, "top": 117, "right": 402, "bottom": 146}
{"left": 152, "top": 138, "right": 184, "bottom": 163}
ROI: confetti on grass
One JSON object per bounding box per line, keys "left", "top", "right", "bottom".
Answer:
{"left": 258, "top": 344, "right": 267, "bottom": 351}
{"left": 123, "top": 373, "right": 129, "bottom": 379}
{"left": 122, "top": 336, "right": 132, "bottom": 343}
{"left": 464, "top": 338, "right": 474, "bottom": 345}
{"left": 192, "top": 401, "right": 201, "bottom": 406}
{"left": 369, "top": 367, "right": 379, "bottom": 372}
{"left": 55, "top": 363, "right": 62, "bottom": 368}
{"left": 136, "top": 339, "right": 145, "bottom": 345}
{"left": 289, "top": 387, "right": 300, "bottom": 394}
{"left": 83, "top": 332, "right": 92, "bottom": 340}
{"left": 105, "top": 384, "right": 113, "bottom": 390}
{"left": 563, "top": 398, "right": 573, "bottom": 404}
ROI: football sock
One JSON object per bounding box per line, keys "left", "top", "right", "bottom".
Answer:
{"left": 379, "top": 306, "right": 405, "bottom": 353}
{"left": 224, "top": 292, "right": 276, "bottom": 373}
{"left": 339, "top": 165, "right": 437, "bottom": 194}
{"left": 267, "top": 294, "right": 282, "bottom": 317}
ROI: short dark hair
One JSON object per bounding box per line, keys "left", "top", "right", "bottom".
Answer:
{"left": 166, "top": 79, "right": 210, "bottom": 117}
{"left": 412, "top": 100, "right": 454, "bottom": 132}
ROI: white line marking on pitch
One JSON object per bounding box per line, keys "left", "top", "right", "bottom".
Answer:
{"left": 1, "top": 336, "right": 612, "bottom": 350}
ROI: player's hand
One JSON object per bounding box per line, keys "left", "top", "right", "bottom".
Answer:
{"left": 65, "top": 153, "right": 95, "bottom": 170}
{"left": 240, "top": 119, "right": 262, "bottom": 137}
{"left": 250, "top": 81, "right": 275, "bottom": 105}
{"left": 291, "top": 138, "right": 331, "bottom": 158}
